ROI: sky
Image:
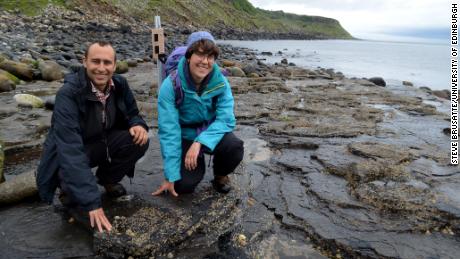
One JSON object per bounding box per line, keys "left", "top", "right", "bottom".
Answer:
{"left": 248, "top": 0, "right": 450, "bottom": 42}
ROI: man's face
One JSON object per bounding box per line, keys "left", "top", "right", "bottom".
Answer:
{"left": 83, "top": 44, "right": 116, "bottom": 90}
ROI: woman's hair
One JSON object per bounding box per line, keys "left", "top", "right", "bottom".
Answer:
{"left": 185, "top": 39, "right": 220, "bottom": 60}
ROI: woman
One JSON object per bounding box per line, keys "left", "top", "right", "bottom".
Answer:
{"left": 153, "top": 31, "right": 244, "bottom": 196}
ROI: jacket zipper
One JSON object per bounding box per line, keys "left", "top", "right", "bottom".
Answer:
{"left": 202, "top": 82, "right": 224, "bottom": 96}
{"left": 102, "top": 103, "right": 111, "bottom": 163}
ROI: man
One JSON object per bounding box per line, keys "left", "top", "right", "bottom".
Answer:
{"left": 37, "top": 41, "right": 149, "bottom": 232}
{"left": 153, "top": 31, "right": 244, "bottom": 197}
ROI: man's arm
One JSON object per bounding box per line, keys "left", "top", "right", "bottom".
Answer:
{"left": 54, "top": 86, "right": 101, "bottom": 211}
{"left": 54, "top": 85, "right": 112, "bottom": 232}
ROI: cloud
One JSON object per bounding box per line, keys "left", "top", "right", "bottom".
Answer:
{"left": 248, "top": 0, "right": 450, "bottom": 37}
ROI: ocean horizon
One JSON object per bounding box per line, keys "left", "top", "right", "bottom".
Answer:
{"left": 219, "top": 38, "right": 449, "bottom": 91}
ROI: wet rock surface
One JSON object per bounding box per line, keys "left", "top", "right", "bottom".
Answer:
{"left": 0, "top": 7, "right": 458, "bottom": 259}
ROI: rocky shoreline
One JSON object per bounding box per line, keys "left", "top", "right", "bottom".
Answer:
{"left": 1, "top": 6, "right": 459, "bottom": 259}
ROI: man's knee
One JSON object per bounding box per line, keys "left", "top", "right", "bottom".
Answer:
{"left": 119, "top": 135, "right": 149, "bottom": 160}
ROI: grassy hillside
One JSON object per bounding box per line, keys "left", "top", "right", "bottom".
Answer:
{"left": 0, "top": 0, "right": 353, "bottom": 39}
{"left": 0, "top": 0, "right": 65, "bottom": 16}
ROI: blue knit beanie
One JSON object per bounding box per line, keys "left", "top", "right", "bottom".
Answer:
{"left": 186, "top": 31, "right": 216, "bottom": 49}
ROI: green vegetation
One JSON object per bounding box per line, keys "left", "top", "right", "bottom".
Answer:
{"left": 232, "top": 0, "right": 257, "bottom": 14}
{"left": 0, "top": 0, "right": 66, "bottom": 16}
{"left": 0, "top": 0, "right": 353, "bottom": 39}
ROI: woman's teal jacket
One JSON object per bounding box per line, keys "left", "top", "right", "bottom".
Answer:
{"left": 157, "top": 57, "right": 236, "bottom": 182}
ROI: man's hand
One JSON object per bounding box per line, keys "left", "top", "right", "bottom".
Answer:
{"left": 89, "top": 208, "right": 112, "bottom": 233}
{"left": 152, "top": 180, "right": 178, "bottom": 197}
{"left": 129, "top": 125, "right": 148, "bottom": 145}
{"left": 185, "top": 142, "right": 201, "bottom": 171}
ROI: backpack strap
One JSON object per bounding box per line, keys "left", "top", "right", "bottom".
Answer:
{"left": 170, "top": 70, "right": 184, "bottom": 108}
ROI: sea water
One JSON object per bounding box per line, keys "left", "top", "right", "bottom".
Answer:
{"left": 219, "top": 39, "right": 449, "bottom": 90}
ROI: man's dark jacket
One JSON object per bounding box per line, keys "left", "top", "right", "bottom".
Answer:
{"left": 36, "top": 68, "right": 148, "bottom": 211}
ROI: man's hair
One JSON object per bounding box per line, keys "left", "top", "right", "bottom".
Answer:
{"left": 84, "top": 41, "right": 117, "bottom": 61}
{"left": 185, "top": 39, "right": 219, "bottom": 60}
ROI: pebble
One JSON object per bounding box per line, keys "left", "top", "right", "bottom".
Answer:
{"left": 237, "top": 234, "right": 247, "bottom": 246}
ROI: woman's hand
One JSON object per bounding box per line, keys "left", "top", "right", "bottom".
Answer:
{"left": 152, "top": 180, "right": 178, "bottom": 197}
{"left": 185, "top": 142, "right": 201, "bottom": 171}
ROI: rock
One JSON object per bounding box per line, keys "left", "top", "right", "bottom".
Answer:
{"left": 419, "top": 86, "right": 432, "bottom": 92}
{"left": 432, "top": 90, "right": 450, "bottom": 100}
{"left": 242, "top": 63, "right": 257, "bottom": 75}
{"left": 222, "top": 60, "right": 236, "bottom": 67}
{"left": 403, "top": 80, "right": 414, "bottom": 86}
{"left": 0, "top": 59, "right": 34, "bottom": 81}
{"left": 13, "top": 94, "right": 45, "bottom": 108}
{"left": 281, "top": 58, "right": 288, "bottom": 65}
{"left": 44, "top": 96, "right": 56, "bottom": 110}
{"left": 248, "top": 73, "right": 259, "bottom": 78}
{"left": 0, "top": 71, "right": 17, "bottom": 92}
{"left": 94, "top": 184, "right": 243, "bottom": 258}
{"left": 0, "top": 76, "right": 15, "bottom": 92}
{"left": 116, "top": 61, "right": 129, "bottom": 74}
{"left": 228, "top": 66, "right": 246, "bottom": 77}
{"left": 38, "top": 60, "right": 64, "bottom": 81}
{"left": 0, "top": 139, "right": 4, "bottom": 183}
{"left": 236, "top": 234, "right": 247, "bottom": 246}
{"left": 0, "top": 170, "right": 38, "bottom": 204}
{"left": 19, "top": 55, "right": 36, "bottom": 66}
{"left": 443, "top": 128, "right": 451, "bottom": 135}
{"left": 368, "top": 77, "right": 386, "bottom": 87}
{"left": 261, "top": 51, "right": 273, "bottom": 56}
{"left": 126, "top": 59, "right": 138, "bottom": 67}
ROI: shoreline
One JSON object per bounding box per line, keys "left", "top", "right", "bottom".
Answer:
{"left": 218, "top": 39, "right": 450, "bottom": 92}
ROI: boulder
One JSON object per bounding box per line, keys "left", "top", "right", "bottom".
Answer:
{"left": 0, "top": 69, "right": 19, "bottom": 92}
{"left": 13, "top": 94, "right": 45, "bottom": 108}
{"left": 222, "top": 60, "right": 236, "bottom": 67}
{"left": 116, "top": 61, "right": 129, "bottom": 74}
{"left": 126, "top": 59, "right": 138, "bottom": 67}
{"left": 432, "top": 90, "right": 450, "bottom": 100}
{"left": 280, "top": 58, "right": 288, "bottom": 65}
{"left": 94, "top": 184, "right": 243, "bottom": 258}
{"left": 228, "top": 66, "right": 246, "bottom": 77}
{"left": 38, "top": 60, "right": 64, "bottom": 81}
{"left": 0, "top": 170, "right": 37, "bottom": 204}
{"left": 0, "top": 74, "right": 16, "bottom": 92}
{"left": 242, "top": 63, "right": 257, "bottom": 75}
{"left": 419, "top": 86, "right": 432, "bottom": 92}
{"left": 368, "top": 77, "right": 386, "bottom": 87}
{"left": 402, "top": 80, "right": 414, "bottom": 86}
{"left": 0, "top": 59, "right": 34, "bottom": 81}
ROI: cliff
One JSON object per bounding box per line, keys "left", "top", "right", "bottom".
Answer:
{"left": 0, "top": 0, "right": 353, "bottom": 40}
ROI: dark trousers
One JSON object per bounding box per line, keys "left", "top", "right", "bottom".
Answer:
{"left": 84, "top": 129, "right": 149, "bottom": 185}
{"left": 175, "top": 132, "right": 244, "bottom": 194}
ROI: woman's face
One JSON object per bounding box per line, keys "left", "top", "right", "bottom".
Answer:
{"left": 188, "top": 48, "right": 215, "bottom": 85}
